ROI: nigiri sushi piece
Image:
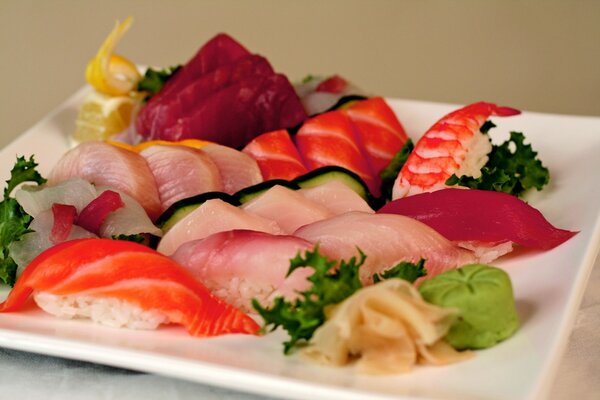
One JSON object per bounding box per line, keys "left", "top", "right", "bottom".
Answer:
{"left": 157, "top": 199, "right": 282, "bottom": 255}
{"left": 295, "top": 111, "right": 378, "bottom": 195}
{"left": 201, "top": 143, "right": 262, "bottom": 194}
{"left": 241, "top": 185, "right": 333, "bottom": 234}
{"left": 345, "top": 97, "right": 409, "bottom": 174}
{"left": 294, "top": 212, "right": 477, "bottom": 285}
{"left": 171, "top": 230, "right": 317, "bottom": 312}
{"left": 48, "top": 141, "right": 162, "bottom": 220}
{"left": 392, "top": 102, "right": 520, "bottom": 199}
{"left": 1, "top": 239, "right": 259, "bottom": 336}
{"left": 298, "top": 180, "right": 374, "bottom": 215}
{"left": 140, "top": 144, "right": 223, "bottom": 211}
{"left": 242, "top": 129, "right": 309, "bottom": 181}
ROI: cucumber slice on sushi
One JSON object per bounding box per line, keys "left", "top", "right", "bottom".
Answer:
{"left": 293, "top": 166, "right": 373, "bottom": 203}
{"left": 235, "top": 180, "right": 300, "bottom": 204}
{"left": 155, "top": 192, "right": 239, "bottom": 232}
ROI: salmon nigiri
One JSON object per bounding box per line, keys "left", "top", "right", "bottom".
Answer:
{"left": 0, "top": 239, "right": 259, "bottom": 336}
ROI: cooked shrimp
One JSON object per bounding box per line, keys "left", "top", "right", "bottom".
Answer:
{"left": 392, "top": 102, "right": 520, "bottom": 199}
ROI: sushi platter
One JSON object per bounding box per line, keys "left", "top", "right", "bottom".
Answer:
{"left": 0, "top": 85, "right": 599, "bottom": 400}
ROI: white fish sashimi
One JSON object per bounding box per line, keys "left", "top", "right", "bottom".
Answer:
{"left": 15, "top": 179, "right": 97, "bottom": 217}
{"left": 201, "top": 143, "right": 263, "bottom": 194}
{"left": 157, "top": 199, "right": 282, "bottom": 256}
{"left": 140, "top": 145, "right": 223, "bottom": 211}
{"left": 241, "top": 185, "right": 333, "bottom": 234}
{"left": 171, "top": 230, "right": 316, "bottom": 312}
{"left": 298, "top": 180, "right": 374, "bottom": 214}
{"left": 294, "top": 212, "right": 477, "bottom": 285}
{"left": 48, "top": 141, "right": 162, "bottom": 220}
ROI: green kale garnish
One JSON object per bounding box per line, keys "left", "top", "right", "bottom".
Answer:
{"left": 446, "top": 130, "right": 549, "bottom": 197}
{"left": 252, "top": 247, "right": 427, "bottom": 354}
{"left": 372, "top": 258, "right": 426, "bottom": 284}
{"left": 137, "top": 65, "right": 181, "bottom": 99}
{"left": 379, "top": 139, "right": 414, "bottom": 200}
{"left": 0, "top": 156, "right": 46, "bottom": 286}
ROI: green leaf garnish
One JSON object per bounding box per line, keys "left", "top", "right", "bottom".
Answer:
{"left": 137, "top": 65, "right": 181, "bottom": 99}
{"left": 372, "top": 259, "right": 426, "bottom": 284}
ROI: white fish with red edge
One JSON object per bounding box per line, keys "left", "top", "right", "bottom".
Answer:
{"left": 48, "top": 141, "right": 162, "bottom": 220}
{"left": 171, "top": 230, "right": 317, "bottom": 312}
{"left": 201, "top": 143, "right": 263, "bottom": 194}
{"left": 15, "top": 178, "right": 98, "bottom": 217}
{"left": 294, "top": 212, "right": 477, "bottom": 285}
{"left": 157, "top": 199, "right": 282, "bottom": 255}
{"left": 241, "top": 185, "right": 333, "bottom": 234}
{"left": 298, "top": 180, "right": 374, "bottom": 214}
{"left": 140, "top": 144, "right": 223, "bottom": 211}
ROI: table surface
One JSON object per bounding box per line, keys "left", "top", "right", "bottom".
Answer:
{"left": 0, "top": 1, "right": 598, "bottom": 399}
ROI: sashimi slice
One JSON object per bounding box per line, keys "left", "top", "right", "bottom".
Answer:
{"left": 242, "top": 129, "right": 309, "bottom": 181}
{"left": 1, "top": 239, "right": 259, "bottom": 336}
{"left": 48, "top": 142, "right": 162, "bottom": 220}
{"left": 345, "top": 97, "right": 409, "bottom": 174}
{"left": 377, "top": 189, "right": 577, "bottom": 250}
{"left": 241, "top": 185, "right": 333, "bottom": 234}
{"left": 16, "top": 178, "right": 98, "bottom": 217}
{"left": 140, "top": 144, "right": 223, "bottom": 211}
{"left": 171, "top": 230, "right": 316, "bottom": 312}
{"left": 294, "top": 212, "right": 477, "bottom": 285}
{"left": 201, "top": 143, "right": 262, "bottom": 194}
{"left": 295, "top": 111, "right": 378, "bottom": 196}
{"left": 298, "top": 180, "right": 374, "bottom": 214}
{"left": 157, "top": 199, "right": 282, "bottom": 255}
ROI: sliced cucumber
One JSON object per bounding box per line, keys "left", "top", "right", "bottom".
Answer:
{"left": 155, "top": 192, "right": 239, "bottom": 233}
{"left": 235, "top": 179, "right": 300, "bottom": 204}
{"left": 293, "top": 166, "right": 371, "bottom": 201}
{"left": 325, "top": 95, "right": 368, "bottom": 112}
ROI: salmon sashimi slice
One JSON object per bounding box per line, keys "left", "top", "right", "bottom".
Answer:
{"left": 294, "top": 212, "right": 477, "bottom": 285}
{"left": 295, "top": 111, "right": 378, "bottom": 195}
{"left": 171, "top": 230, "right": 317, "bottom": 312}
{"left": 48, "top": 142, "right": 162, "bottom": 221}
{"left": 241, "top": 185, "right": 333, "bottom": 234}
{"left": 201, "top": 143, "right": 263, "bottom": 194}
{"left": 157, "top": 198, "right": 282, "bottom": 256}
{"left": 0, "top": 239, "right": 259, "bottom": 336}
{"left": 345, "top": 97, "right": 409, "bottom": 174}
{"left": 140, "top": 145, "right": 223, "bottom": 211}
{"left": 242, "top": 129, "right": 309, "bottom": 181}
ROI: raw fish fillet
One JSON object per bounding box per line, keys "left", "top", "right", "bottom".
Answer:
{"left": 298, "top": 180, "right": 374, "bottom": 214}
{"left": 295, "top": 111, "right": 378, "bottom": 196}
{"left": 242, "top": 129, "right": 309, "bottom": 181}
{"left": 0, "top": 239, "right": 259, "bottom": 336}
{"left": 241, "top": 185, "right": 333, "bottom": 234}
{"left": 140, "top": 145, "right": 223, "bottom": 211}
{"left": 171, "top": 230, "right": 316, "bottom": 312}
{"left": 157, "top": 199, "right": 282, "bottom": 255}
{"left": 345, "top": 97, "right": 408, "bottom": 174}
{"left": 48, "top": 142, "right": 162, "bottom": 221}
{"left": 294, "top": 212, "right": 476, "bottom": 284}
{"left": 201, "top": 143, "right": 262, "bottom": 194}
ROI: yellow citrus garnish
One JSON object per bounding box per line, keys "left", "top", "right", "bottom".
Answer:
{"left": 85, "top": 17, "right": 141, "bottom": 96}
{"left": 106, "top": 139, "right": 212, "bottom": 152}
{"left": 74, "top": 91, "right": 139, "bottom": 143}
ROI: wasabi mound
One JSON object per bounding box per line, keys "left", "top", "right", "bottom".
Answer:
{"left": 419, "top": 264, "right": 519, "bottom": 349}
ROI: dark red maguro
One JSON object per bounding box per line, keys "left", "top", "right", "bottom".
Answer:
{"left": 135, "top": 34, "right": 307, "bottom": 147}
{"left": 378, "top": 189, "right": 577, "bottom": 250}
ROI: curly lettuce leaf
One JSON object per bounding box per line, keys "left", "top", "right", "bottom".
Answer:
{"left": 372, "top": 258, "right": 426, "bottom": 284}
{"left": 137, "top": 65, "right": 181, "bottom": 99}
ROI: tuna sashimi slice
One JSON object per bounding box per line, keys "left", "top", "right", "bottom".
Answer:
{"left": 298, "top": 180, "right": 374, "bottom": 215}
{"left": 0, "top": 239, "right": 259, "bottom": 336}
{"left": 345, "top": 97, "right": 409, "bottom": 174}
{"left": 242, "top": 129, "right": 309, "bottom": 181}
{"left": 241, "top": 185, "right": 333, "bottom": 234}
{"left": 140, "top": 145, "right": 223, "bottom": 212}
{"left": 171, "top": 230, "right": 317, "bottom": 312}
{"left": 157, "top": 199, "right": 282, "bottom": 255}
{"left": 201, "top": 143, "right": 262, "bottom": 194}
{"left": 294, "top": 212, "right": 477, "bottom": 285}
{"left": 295, "top": 110, "right": 378, "bottom": 196}
{"left": 48, "top": 142, "right": 162, "bottom": 221}
{"left": 378, "top": 188, "right": 577, "bottom": 250}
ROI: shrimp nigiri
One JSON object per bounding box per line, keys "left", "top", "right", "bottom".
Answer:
{"left": 392, "top": 102, "right": 520, "bottom": 199}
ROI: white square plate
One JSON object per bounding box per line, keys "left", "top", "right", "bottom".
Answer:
{"left": 0, "top": 89, "right": 599, "bottom": 400}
